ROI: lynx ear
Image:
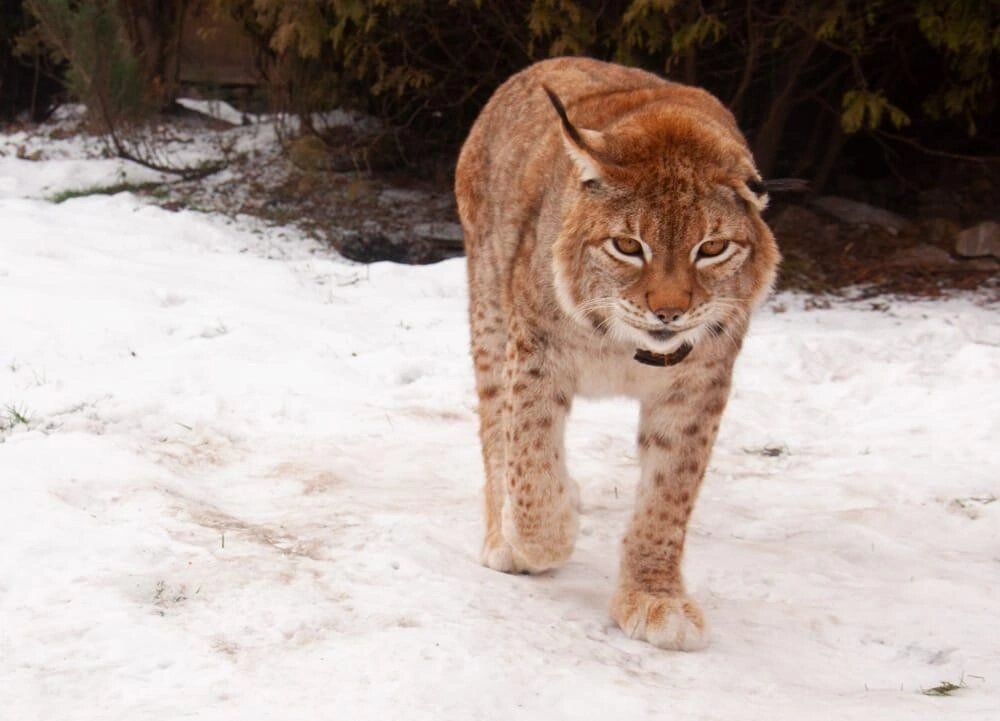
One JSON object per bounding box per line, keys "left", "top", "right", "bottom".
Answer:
{"left": 542, "top": 85, "right": 608, "bottom": 186}
{"left": 737, "top": 175, "right": 810, "bottom": 211}
{"left": 738, "top": 175, "right": 770, "bottom": 211}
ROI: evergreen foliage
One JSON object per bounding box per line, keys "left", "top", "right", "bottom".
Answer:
{"left": 9, "top": 1, "right": 998, "bottom": 184}
{"left": 209, "top": 0, "right": 997, "bottom": 181}
{"left": 24, "top": 0, "right": 152, "bottom": 126}
{"left": 21, "top": 0, "right": 224, "bottom": 179}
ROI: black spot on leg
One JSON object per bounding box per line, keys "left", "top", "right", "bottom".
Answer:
{"left": 705, "top": 397, "right": 726, "bottom": 415}
{"left": 650, "top": 434, "right": 672, "bottom": 451}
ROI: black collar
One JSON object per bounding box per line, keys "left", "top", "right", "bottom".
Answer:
{"left": 633, "top": 343, "right": 693, "bottom": 367}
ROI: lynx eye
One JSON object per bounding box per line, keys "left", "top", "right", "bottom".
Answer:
{"left": 611, "top": 237, "right": 642, "bottom": 256}
{"left": 697, "top": 239, "right": 729, "bottom": 258}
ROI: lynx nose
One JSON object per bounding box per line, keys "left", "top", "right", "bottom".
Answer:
{"left": 647, "top": 289, "right": 691, "bottom": 324}
{"left": 654, "top": 307, "right": 684, "bottom": 324}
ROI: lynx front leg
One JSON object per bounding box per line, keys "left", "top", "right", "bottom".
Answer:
{"left": 496, "top": 329, "right": 578, "bottom": 573}
{"left": 467, "top": 273, "right": 519, "bottom": 572}
{"left": 611, "top": 378, "right": 730, "bottom": 650}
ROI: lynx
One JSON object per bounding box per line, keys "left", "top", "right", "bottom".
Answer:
{"left": 455, "top": 57, "right": 780, "bottom": 651}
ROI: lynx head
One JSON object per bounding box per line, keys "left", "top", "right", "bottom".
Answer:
{"left": 543, "top": 86, "right": 780, "bottom": 359}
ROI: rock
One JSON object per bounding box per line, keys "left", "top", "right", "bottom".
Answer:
{"left": 337, "top": 225, "right": 461, "bottom": 265}
{"left": 413, "top": 222, "right": 464, "bottom": 249}
{"left": 810, "top": 196, "right": 913, "bottom": 234}
{"left": 955, "top": 221, "right": 1000, "bottom": 259}
{"left": 887, "top": 244, "right": 954, "bottom": 271}
{"left": 959, "top": 257, "right": 1000, "bottom": 272}
{"left": 887, "top": 242, "right": 999, "bottom": 274}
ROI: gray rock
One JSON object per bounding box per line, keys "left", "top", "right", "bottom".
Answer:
{"left": 955, "top": 221, "right": 1000, "bottom": 259}
{"left": 810, "top": 196, "right": 913, "bottom": 234}
{"left": 887, "top": 244, "right": 953, "bottom": 270}
{"left": 886, "top": 243, "right": 999, "bottom": 274}
{"left": 959, "top": 256, "right": 1000, "bottom": 272}
{"left": 413, "top": 222, "right": 464, "bottom": 245}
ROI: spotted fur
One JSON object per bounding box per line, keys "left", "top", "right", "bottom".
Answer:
{"left": 455, "top": 58, "right": 780, "bottom": 651}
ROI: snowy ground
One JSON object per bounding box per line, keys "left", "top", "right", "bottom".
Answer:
{"left": 1, "top": 125, "right": 999, "bottom": 721}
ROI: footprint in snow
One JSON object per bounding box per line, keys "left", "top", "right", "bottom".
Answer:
{"left": 397, "top": 366, "right": 425, "bottom": 385}
{"left": 154, "top": 289, "right": 188, "bottom": 307}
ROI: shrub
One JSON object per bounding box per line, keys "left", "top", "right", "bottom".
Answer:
{"left": 25, "top": 0, "right": 154, "bottom": 127}
{"left": 211, "top": 0, "right": 997, "bottom": 183}
{"left": 20, "top": 1, "right": 997, "bottom": 186}
{"left": 24, "top": 0, "right": 222, "bottom": 179}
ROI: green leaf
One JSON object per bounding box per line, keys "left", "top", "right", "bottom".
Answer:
{"left": 841, "top": 89, "right": 911, "bottom": 133}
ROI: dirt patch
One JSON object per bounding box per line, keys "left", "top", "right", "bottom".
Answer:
{"left": 149, "top": 431, "right": 242, "bottom": 474}
{"left": 268, "top": 461, "right": 347, "bottom": 496}
{"left": 160, "top": 485, "right": 328, "bottom": 561}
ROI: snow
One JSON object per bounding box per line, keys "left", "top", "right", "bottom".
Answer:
{"left": 1, "top": 134, "right": 999, "bottom": 721}
{"left": 176, "top": 98, "right": 249, "bottom": 127}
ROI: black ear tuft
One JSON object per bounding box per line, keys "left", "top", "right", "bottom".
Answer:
{"left": 746, "top": 177, "right": 766, "bottom": 196}
{"left": 542, "top": 84, "right": 585, "bottom": 148}
{"left": 764, "top": 177, "right": 810, "bottom": 193}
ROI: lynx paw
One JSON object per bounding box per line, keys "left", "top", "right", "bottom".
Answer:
{"left": 480, "top": 532, "right": 536, "bottom": 574}
{"left": 610, "top": 587, "right": 709, "bottom": 651}
{"left": 499, "top": 497, "right": 578, "bottom": 573}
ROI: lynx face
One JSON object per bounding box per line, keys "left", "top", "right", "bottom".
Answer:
{"left": 548, "top": 98, "right": 779, "bottom": 356}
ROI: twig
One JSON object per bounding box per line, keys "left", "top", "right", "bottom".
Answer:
{"left": 874, "top": 129, "right": 1000, "bottom": 164}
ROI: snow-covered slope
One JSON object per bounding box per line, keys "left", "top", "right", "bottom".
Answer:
{"left": 1, "top": 159, "right": 998, "bottom": 720}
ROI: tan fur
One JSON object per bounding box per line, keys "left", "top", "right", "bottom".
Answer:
{"left": 455, "top": 58, "right": 780, "bottom": 651}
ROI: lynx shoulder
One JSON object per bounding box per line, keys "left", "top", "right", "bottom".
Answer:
{"left": 455, "top": 57, "right": 780, "bottom": 651}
